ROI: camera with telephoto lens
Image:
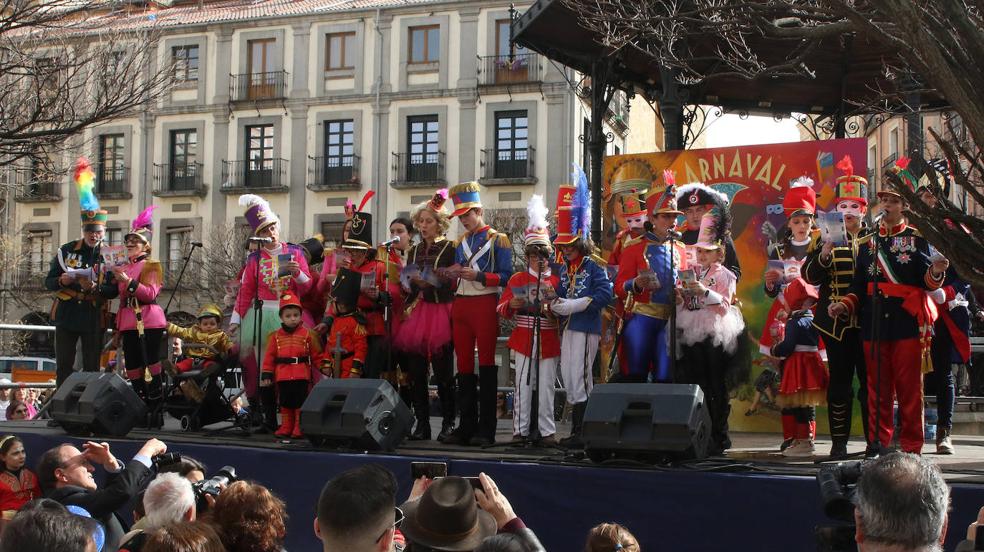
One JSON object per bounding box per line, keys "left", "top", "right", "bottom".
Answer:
{"left": 814, "top": 460, "right": 866, "bottom": 552}
{"left": 192, "top": 466, "right": 237, "bottom": 512}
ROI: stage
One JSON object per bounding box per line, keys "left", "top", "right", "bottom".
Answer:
{"left": 6, "top": 417, "right": 984, "bottom": 551}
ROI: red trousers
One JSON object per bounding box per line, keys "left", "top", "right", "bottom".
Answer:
{"left": 864, "top": 338, "right": 924, "bottom": 453}
{"left": 452, "top": 294, "right": 499, "bottom": 374}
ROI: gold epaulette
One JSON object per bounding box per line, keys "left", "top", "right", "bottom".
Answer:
{"left": 624, "top": 235, "right": 644, "bottom": 247}
{"left": 590, "top": 254, "right": 607, "bottom": 267}
{"left": 494, "top": 232, "right": 511, "bottom": 249}
{"left": 857, "top": 234, "right": 874, "bottom": 246}
{"left": 806, "top": 233, "right": 823, "bottom": 253}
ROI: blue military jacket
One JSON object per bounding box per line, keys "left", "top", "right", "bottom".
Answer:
{"left": 555, "top": 255, "right": 613, "bottom": 335}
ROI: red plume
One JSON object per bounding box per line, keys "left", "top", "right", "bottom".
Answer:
{"left": 357, "top": 191, "right": 376, "bottom": 212}
{"left": 895, "top": 156, "right": 911, "bottom": 170}
{"left": 835, "top": 155, "right": 854, "bottom": 177}
{"left": 663, "top": 169, "right": 676, "bottom": 186}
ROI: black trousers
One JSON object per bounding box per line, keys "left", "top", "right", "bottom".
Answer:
{"left": 825, "top": 327, "right": 869, "bottom": 444}
{"left": 926, "top": 320, "right": 955, "bottom": 430}
{"left": 678, "top": 340, "right": 731, "bottom": 448}
{"left": 364, "top": 335, "right": 388, "bottom": 379}
{"left": 121, "top": 329, "right": 165, "bottom": 405}
{"left": 54, "top": 327, "right": 103, "bottom": 386}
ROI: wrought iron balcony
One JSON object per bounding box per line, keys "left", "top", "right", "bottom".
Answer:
{"left": 153, "top": 162, "right": 206, "bottom": 197}
{"left": 391, "top": 152, "right": 445, "bottom": 189}
{"left": 479, "top": 147, "right": 536, "bottom": 184}
{"left": 478, "top": 53, "right": 541, "bottom": 86}
{"left": 220, "top": 158, "right": 289, "bottom": 192}
{"left": 12, "top": 170, "right": 61, "bottom": 202}
{"left": 307, "top": 154, "right": 360, "bottom": 191}
{"left": 882, "top": 152, "right": 899, "bottom": 169}
{"left": 229, "top": 71, "right": 288, "bottom": 102}
{"left": 96, "top": 164, "right": 130, "bottom": 197}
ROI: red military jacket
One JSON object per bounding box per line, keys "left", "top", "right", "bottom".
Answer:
{"left": 262, "top": 325, "right": 323, "bottom": 382}
{"left": 347, "top": 259, "right": 387, "bottom": 336}
{"left": 324, "top": 312, "right": 369, "bottom": 378}
{"left": 497, "top": 270, "right": 561, "bottom": 359}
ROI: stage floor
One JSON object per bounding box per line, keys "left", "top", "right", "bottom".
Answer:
{"left": 6, "top": 416, "right": 984, "bottom": 551}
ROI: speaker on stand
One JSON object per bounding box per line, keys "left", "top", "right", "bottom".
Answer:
{"left": 299, "top": 379, "right": 412, "bottom": 451}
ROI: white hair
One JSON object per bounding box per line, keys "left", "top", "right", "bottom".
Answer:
{"left": 142, "top": 472, "right": 195, "bottom": 530}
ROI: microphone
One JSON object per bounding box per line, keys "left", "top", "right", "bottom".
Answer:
{"left": 667, "top": 230, "right": 683, "bottom": 240}
{"left": 379, "top": 236, "right": 400, "bottom": 247}
{"left": 872, "top": 211, "right": 885, "bottom": 225}
{"left": 248, "top": 236, "right": 273, "bottom": 243}
{"left": 190, "top": 241, "right": 203, "bottom": 247}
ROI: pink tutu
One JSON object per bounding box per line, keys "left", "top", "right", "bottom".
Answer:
{"left": 393, "top": 300, "right": 452, "bottom": 356}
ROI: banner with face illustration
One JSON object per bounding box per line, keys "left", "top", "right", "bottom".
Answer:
{"left": 601, "top": 138, "right": 868, "bottom": 432}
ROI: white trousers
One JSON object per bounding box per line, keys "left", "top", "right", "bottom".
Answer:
{"left": 512, "top": 350, "right": 558, "bottom": 437}
{"left": 560, "top": 330, "right": 599, "bottom": 404}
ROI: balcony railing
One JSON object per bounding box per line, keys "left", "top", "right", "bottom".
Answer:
{"left": 307, "top": 154, "right": 360, "bottom": 190}
{"left": 882, "top": 152, "right": 899, "bottom": 169}
{"left": 96, "top": 164, "right": 130, "bottom": 195}
{"left": 153, "top": 162, "right": 206, "bottom": 197}
{"left": 220, "top": 158, "right": 289, "bottom": 191}
{"left": 479, "top": 147, "right": 536, "bottom": 183}
{"left": 391, "top": 152, "right": 445, "bottom": 189}
{"left": 230, "top": 71, "right": 288, "bottom": 102}
{"left": 478, "top": 53, "right": 541, "bottom": 86}
{"left": 12, "top": 170, "right": 61, "bottom": 201}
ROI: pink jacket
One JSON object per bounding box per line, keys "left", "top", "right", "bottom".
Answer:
{"left": 112, "top": 258, "right": 167, "bottom": 331}
{"left": 232, "top": 243, "right": 312, "bottom": 324}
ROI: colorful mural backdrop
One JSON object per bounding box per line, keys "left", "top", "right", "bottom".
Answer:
{"left": 601, "top": 138, "right": 868, "bottom": 432}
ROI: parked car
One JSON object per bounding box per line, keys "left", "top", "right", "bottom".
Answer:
{"left": 0, "top": 356, "right": 56, "bottom": 375}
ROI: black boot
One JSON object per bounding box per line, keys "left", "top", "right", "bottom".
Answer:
{"left": 560, "top": 402, "right": 587, "bottom": 449}
{"left": 828, "top": 400, "right": 851, "bottom": 459}
{"left": 437, "top": 379, "right": 456, "bottom": 442}
{"left": 408, "top": 363, "right": 431, "bottom": 441}
{"left": 469, "top": 366, "right": 499, "bottom": 447}
{"left": 443, "top": 374, "right": 478, "bottom": 446}
{"left": 255, "top": 386, "right": 279, "bottom": 434}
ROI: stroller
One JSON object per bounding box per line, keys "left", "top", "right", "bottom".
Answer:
{"left": 161, "top": 342, "right": 248, "bottom": 432}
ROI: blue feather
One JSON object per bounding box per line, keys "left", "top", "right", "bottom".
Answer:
{"left": 571, "top": 163, "right": 591, "bottom": 238}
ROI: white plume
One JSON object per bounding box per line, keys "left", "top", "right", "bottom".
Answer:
{"left": 526, "top": 194, "right": 549, "bottom": 231}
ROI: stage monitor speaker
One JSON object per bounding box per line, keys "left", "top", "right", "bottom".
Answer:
{"left": 582, "top": 383, "right": 711, "bottom": 462}
{"left": 299, "top": 379, "right": 412, "bottom": 451}
{"left": 50, "top": 372, "right": 147, "bottom": 437}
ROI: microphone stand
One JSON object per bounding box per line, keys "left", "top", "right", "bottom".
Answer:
{"left": 251, "top": 244, "right": 265, "bottom": 430}
{"left": 869, "top": 215, "right": 884, "bottom": 456}
{"left": 528, "top": 261, "right": 544, "bottom": 444}
{"left": 163, "top": 242, "right": 201, "bottom": 314}
{"left": 668, "top": 230, "right": 678, "bottom": 380}
{"left": 384, "top": 241, "right": 395, "bottom": 382}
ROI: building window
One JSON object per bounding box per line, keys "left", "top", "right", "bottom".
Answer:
{"left": 320, "top": 220, "right": 347, "bottom": 248}
{"left": 325, "top": 32, "right": 355, "bottom": 71}
{"left": 408, "top": 25, "right": 439, "bottom": 64}
{"left": 889, "top": 128, "right": 899, "bottom": 159}
{"left": 106, "top": 228, "right": 123, "bottom": 246}
{"left": 245, "top": 124, "right": 275, "bottom": 187}
{"left": 27, "top": 231, "right": 52, "bottom": 274}
{"left": 324, "top": 120, "right": 355, "bottom": 183}
{"left": 169, "top": 129, "right": 198, "bottom": 190}
{"left": 247, "top": 39, "right": 276, "bottom": 99}
{"left": 408, "top": 115, "right": 439, "bottom": 181}
{"left": 494, "top": 111, "right": 529, "bottom": 179}
{"left": 98, "top": 134, "right": 126, "bottom": 193}
{"left": 172, "top": 45, "right": 199, "bottom": 83}
{"left": 495, "top": 19, "right": 527, "bottom": 58}
{"left": 166, "top": 228, "right": 192, "bottom": 275}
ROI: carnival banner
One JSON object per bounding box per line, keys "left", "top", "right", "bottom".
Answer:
{"left": 601, "top": 138, "right": 868, "bottom": 433}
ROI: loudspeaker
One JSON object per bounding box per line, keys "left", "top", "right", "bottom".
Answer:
{"left": 50, "top": 372, "right": 147, "bottom": 437}
{"left": 582, "top": 383, "right": 711, "bottom": 462}
{"left": 299, "top": 379, "right": 412, "bottom": 451}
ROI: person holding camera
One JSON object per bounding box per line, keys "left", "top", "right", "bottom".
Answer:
{"left": 37, "top": 437, "right": 166, "bottom": 551}
{"left": 119, "top": 472, "right": 196, "bottom": 552}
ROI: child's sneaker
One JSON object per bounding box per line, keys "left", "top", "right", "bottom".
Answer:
{"left": 783, "top": 439, "right": 815, "bottom": 458}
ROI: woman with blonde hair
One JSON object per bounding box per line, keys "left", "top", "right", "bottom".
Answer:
{"left": 393, "top": 189, "right": 457, "bottom": 441}
{"left": 585, "top": 522, "right": 641, "bottom": 552}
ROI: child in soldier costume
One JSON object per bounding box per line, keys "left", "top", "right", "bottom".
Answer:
{"left": 165, "top": 304, "right": 234, "bottom": 375}
{"left": 322, "top": 268, "right": 368, "bottom": 380}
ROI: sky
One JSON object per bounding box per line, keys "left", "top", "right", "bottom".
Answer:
{"left": 703, "top": 110, "right": 802, "bottom": 149}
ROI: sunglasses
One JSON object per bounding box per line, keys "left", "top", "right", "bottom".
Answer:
{"left": 374, "top": 507, "right": 404, "bottom": 544}
{"left": 13, "top": 409, "right": 27, "bottom": 415}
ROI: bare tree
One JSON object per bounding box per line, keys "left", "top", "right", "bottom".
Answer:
{"left": 559, "top": 0, "right": 984, "bottom": 284}
{"left": 0, "top": 0, "right": 172, "bottom": 175}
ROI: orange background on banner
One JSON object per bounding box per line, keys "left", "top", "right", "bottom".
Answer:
{"left": 602, "top": 138, "right": 869, "bottom": 433}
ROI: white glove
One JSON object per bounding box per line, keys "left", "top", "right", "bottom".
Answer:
{"left": 928, "top": 288, "right": 946, "bottom": 305}
{"left": 551, "top": 297, "right": 591, "bottom": 316}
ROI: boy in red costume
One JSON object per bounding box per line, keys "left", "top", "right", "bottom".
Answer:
{"left": 262, "top": 293, "right": 323, "bottom": 438}
{"left": 322, "top": 268, "right": 369, "bottom": 379}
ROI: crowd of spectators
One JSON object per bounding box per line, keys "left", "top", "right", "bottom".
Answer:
{"left": 0, "top": 381, "right": 55, "bottom": 422}
{"left": 1, "top": 432, "right": 983, "bottom": 551}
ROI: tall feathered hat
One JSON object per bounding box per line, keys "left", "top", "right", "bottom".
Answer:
{"left": 75, "top": 157, "right": 108, "bottom": 230}
{"left": 694, "top": 212, "right": 728, "bottom": 251}
{"left": 883, "top": 157, "right": 917, "bottom": 198}
{"left": 834, "top": 155, "right": 868, "bottom": 205}
{"left": 428, "top": 188, "right": 449, "bottom": 213}
{"left": 675, "top": 180, "right": 730, "bottom": 231}
{"left": 125, "top": 205, "right": 157, "bottom": 244}
{"left": 343, "top": 191, "right": 376, "bottom": 250}
{"left": 524, "top": 194, "right": 551, "bottom": 249}
{"left": 449, "top": 181, "right": 483, "bottom": 218}
{"left": 647, "top": 169, "right": 683, "bottom": 215}
{"left": 783, "top": 176, "right": 817, "bottom": 218}
{"left": 239, "top": 194, "right": 279, "bottom": 235}
{"left": 554, "top": 164, "right": 591, "bottom": 245}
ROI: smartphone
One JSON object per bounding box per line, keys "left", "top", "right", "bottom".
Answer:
{"left": 462, "top": 476, "right": 483, "bottom": 491}
{"left": 277, "top": 253, "right": 292, "bottom": 277}
{"left": 410, "top": 461, "right": 447, "bottom": 480}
